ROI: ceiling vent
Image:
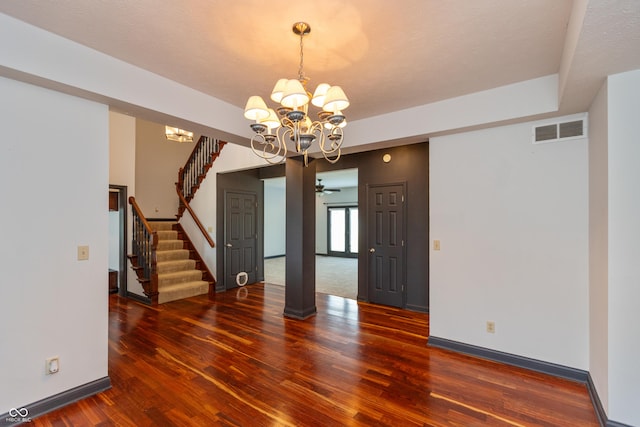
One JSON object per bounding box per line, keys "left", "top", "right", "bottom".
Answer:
{"left": 532, "top": 117, "right": 587, "bottom": 144}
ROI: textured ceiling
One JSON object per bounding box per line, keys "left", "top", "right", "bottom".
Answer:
{"left": 1, "top": 1, "right": 638, "bottom": 126}
{"left": 0, "top": 0, "right": 572, "bottom": 122}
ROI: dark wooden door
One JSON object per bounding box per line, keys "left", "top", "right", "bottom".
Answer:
{"left": 224, "top": 191, "right": 257, "bottom": 289}
{"left": 367, "top": 183, "right": 406, "bottom": 307}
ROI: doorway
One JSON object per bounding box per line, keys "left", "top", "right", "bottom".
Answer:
{"left": 108, "top": 185, "right": 128, "bottom": 296}
{"left": 223, "top": 191, "right": 258, "bottom": 289}
{"left": 327, "top": 206, "right": 358, "bottom": 258}
{"left": 262, "top": 168, "right": 359, "bottom": 299}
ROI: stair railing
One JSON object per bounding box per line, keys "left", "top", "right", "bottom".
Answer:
{"left": 128, "top": 196, "right": 158, "bottom": 300}
{"left": 176, "top": 183, "right": 215, "bottom": 247}
{"left": 176, "top": 135, "right": 226, "bottom": 247}
{"left": 178, "top": 136, "right": 225, "bottom": 203}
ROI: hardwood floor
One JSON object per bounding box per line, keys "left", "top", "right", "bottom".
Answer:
{"left": 33, "top": 283, "right": 598, "bottom": 426}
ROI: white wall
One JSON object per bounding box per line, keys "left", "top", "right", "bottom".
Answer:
{"left": 264, "top": 179, "right": 286, "bottom": 257}
{"left": 135, "top": 119, "right": 195, "bottom": 218}
{"left": 109, "top": 112, "right": 136, "bottom": 188}
{"left": 315, "top": 188, "right": 359, "bottom": 254}
{"left": 183, "top": 143, "right": 266, "bottom": 278}
{"left": 606, "top": 69, "right": 640, "bottom": 426}
{"left": 0, "top": 77, "right": 109, "bottom": 411}
{"left": 429, "top": 114, "right": 589, "bottom": 369}
{"left": 588, "top": 80, "right": 609, "bottom": 412}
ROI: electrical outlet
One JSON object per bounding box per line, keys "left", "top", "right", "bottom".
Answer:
{"left": 77, "top": 245, "right": 89, "bottom": 261}
{"left": 486, "top": 321, "right": 496, "bottom": 334}
{"left": 433, "top": 240, "right": 441, "bottom": 251}
{"left": 46, "top": 357, "right": 60, "bottom": 374}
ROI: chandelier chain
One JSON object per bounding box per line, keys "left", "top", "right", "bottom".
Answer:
{"left": 298, "top": 32, "right": 306, "bottom": 83}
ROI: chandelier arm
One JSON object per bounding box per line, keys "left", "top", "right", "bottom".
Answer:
{"left": 279, "top": 117, "right": 301, "bottom": 153}
{"left": 319, "top": 128, "right": 342, "bottom": 163}
{"left": 250, "top": 134, "right": 286, "bottom": 164}
{"left": 323, "top": 150, "right": 342, "bottom": 164}
{"left": 318, "top": 126, "right": 344, "bottom": 155}
{"left": 277, "top": 125, "right": 295, "bottom": 156}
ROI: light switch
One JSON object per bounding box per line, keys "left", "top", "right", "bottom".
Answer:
{"left": 433, "top": 240, "right": 441, "bottom": 251}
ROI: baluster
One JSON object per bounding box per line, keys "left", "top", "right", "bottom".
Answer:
{"left": 184, "top": 164, "right": 189, "bottom": 199}
{"left": 134, "top": 215, "right": 141, "bottom": 258}
{"left": 199, "top": 139, "right": 204, "bottom": 172}
{"left": 191, "top": 157, "right": 196, "bottom": 194}
{"left": 196, "top": 142, "right": 201, "bottom": 178}
{"left": 183, "top": 165, "right": 188, "bottom": 198}
{"left": 182, "top": 168, "right": 187, "bottom": 197}
{"left": 132, "top": 215, "right": 137, "bottom": 257}
{"left": 202, "top": 139, "right": 206, "bottom": 168}
{"left": 145, "top": 228, "right": 151, "bottom": 278}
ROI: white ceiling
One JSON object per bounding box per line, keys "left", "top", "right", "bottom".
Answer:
{"left": 1, "top": 1, "right": 639, "bottom": 138}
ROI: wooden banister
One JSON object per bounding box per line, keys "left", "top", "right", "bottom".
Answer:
{"left": 128, "top": 196, "right": 159, "bottom": 301}
{"left": 129, "top": 196, "right": 154, "bottom": 236}
{"left": 174, "top": 136, "right": 226, "bottom": 247}
{"left": 177, "top": 136, "right": 226, "bottom": 204}
{"left": 176, "top": 184, "right": 215, "bottom": 248}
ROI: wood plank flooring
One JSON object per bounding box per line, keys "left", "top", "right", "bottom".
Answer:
{"left": 33, "top": 283, "right": 599, "bottom": 426}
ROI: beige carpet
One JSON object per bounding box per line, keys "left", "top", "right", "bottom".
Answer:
{"left": 264, "top": 255, "right": 357, "bottom": 300}
{"left": 151, "top": 222, "right": 209, "bottom": 303}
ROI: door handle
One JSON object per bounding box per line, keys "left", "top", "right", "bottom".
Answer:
{"left": 226, "top": 243, "right": 233, "bottom": 248}
{"left": 369, "top": 248, "right": 375, "bottom": 253}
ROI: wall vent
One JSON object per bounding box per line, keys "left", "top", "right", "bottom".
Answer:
{"left": 532, "top": 118, "right": 587, "bottom": 144}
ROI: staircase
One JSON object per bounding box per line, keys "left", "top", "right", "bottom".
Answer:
{"left": 128, "top": 135, "right": 226, "bottom": 305}
{"left": 152, "top": 221, "right": 210, "bottom": 304}
{"left": 177, "top": 137, "right": 226, "bottom": 219}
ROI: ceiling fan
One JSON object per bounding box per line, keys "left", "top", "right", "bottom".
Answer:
{"left": 315, "top": 178, "right": 341, "bottom": 195}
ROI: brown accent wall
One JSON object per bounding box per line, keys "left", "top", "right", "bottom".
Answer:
{"left": 258, "top": 142, "right": 430, "bottom": 312}
{"left": 317, "top": 143, "right": 430, "bottom": 312}
{"left": 216, "top": 168, "right": 265, "bottom": 291}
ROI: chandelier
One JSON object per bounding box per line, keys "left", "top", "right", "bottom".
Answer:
{"left": 244, "top": 22, "right": 350, "bottom": 166}
{"left": 165, "top": 126, "right": 194, "bottom": 143}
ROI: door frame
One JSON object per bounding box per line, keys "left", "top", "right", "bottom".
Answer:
{"left": 327, "top": 205, "right": 359, "bottom": 258}
{"left": 365, "top": 181, "right": 407, "bottom": 308}
{"left": 223, "top": 189, "right": 258, "bottom": 290}
{"left": 109, "top": 184, "right": 128, "bottom": 297}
